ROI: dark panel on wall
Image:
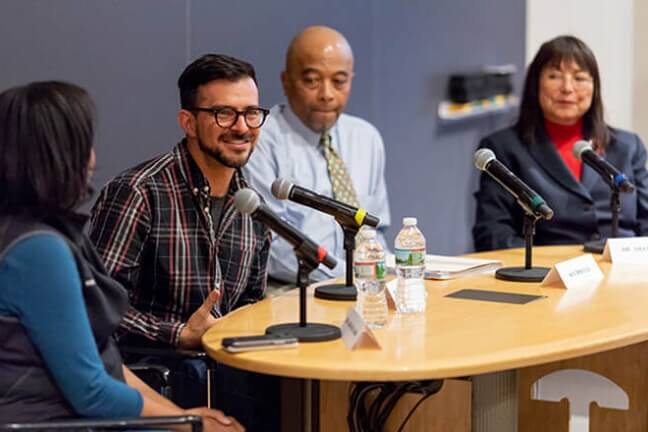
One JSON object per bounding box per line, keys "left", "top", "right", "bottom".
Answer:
{"left": 372, "top": 0, "right": 525, "bottom": 253}
{"left": 0, "top": 0, "right": 525, "bottom": 253}
{"left": 0, "top": 0, "right": 187, "bottom": 192}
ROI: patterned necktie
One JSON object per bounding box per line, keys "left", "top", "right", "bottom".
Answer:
{"left": 320, "top": 132, "right": 360, "bottom": 207}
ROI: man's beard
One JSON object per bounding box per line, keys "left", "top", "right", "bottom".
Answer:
{"left": 197, "top": 132, "right": 254, "bottom": 168}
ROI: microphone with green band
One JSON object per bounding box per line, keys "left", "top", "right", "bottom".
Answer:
{"left": 475, "top": 149, "right": 554, "bottom": 220}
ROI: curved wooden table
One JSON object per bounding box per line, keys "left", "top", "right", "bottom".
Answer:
{"left": 204, "top": 245, "right": 648, "bottom": 379}
{"left": 203, "top": 245, "right": 648, "bottom": 431}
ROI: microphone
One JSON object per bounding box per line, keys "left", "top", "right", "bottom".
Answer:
{"left": 474, "top": 148, "right": 554, "bottom": 220}
{"left": 234, "top": 188, "right": 336, "bottom": 269}
{"left": 271, "top": 178, "right": 380, "bottom": 228}
{"left": 572, "top": 140, "right": 635, "bottom": 193}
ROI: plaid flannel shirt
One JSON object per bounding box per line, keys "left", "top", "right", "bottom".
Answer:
{"left": 89, "top": 141, "right": 271, "bottom": 347}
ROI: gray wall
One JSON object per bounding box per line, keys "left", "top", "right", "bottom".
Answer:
{"left": 0, "top": 0, "right": 525, "bottom": 254}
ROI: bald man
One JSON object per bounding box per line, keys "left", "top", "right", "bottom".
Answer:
{"left": 244, "top": 26, "right": 391, "bottom": 283}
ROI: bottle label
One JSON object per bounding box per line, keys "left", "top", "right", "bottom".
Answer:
{"left": 375, "top": 260, "right": 385, "bottom": 280}
{"left": 394, "top": 247, "right": 425, "bottom": 266}
{"left": 354, "top": 261, "right": 376, "bottom": 279}
{"left": 354, "top": 259, "right": 386, "bottom": 280}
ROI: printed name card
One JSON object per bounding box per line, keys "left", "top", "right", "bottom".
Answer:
{"left": 541, "top": 254, "right": 603, "bottom": 290}
{"left": 385, "top": 279, "right": 399, "bottom": 311}
{"left": 340, "top": 307, "right": 382, "bottom": 350}
{"left": 602, "top": 237, "right": 648, "bottom": 263}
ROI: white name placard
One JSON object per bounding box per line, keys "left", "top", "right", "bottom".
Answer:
{"left": 385, "top": 279, "right": 399, "bottom": 311}
{"left": 340, "top": 307, "right": 381, "bottom": 350}
{"left": 542, "top": 254, "right": 603, "bottom": 290}
{"left": 602, "top": 237, "right": 648, "bottom": 263}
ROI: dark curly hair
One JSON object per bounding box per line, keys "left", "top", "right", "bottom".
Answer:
{"left": 178, "top": 53, "right": 257, "bottom": 109}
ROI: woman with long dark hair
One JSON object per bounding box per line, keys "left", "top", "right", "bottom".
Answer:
{"left": 0, "top": 81, "right": 243, "bottom": 431}
{"left": 473, "top": 35, "right": 648, "bottom": 251}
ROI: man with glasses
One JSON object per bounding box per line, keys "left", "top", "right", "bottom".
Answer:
{"left": 89, "top": 54, "right": 277, "bottom": 429}
{"left": 244, "top": 26, "right": 391, "bottom": 284}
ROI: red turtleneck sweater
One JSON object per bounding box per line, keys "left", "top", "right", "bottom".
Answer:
{"left": 545, "top": 118, "right": 584, "bottom": 181}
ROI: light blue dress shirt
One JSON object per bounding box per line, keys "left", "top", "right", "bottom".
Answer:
{"left": 244, "top": 103, "right": 391, "bottom": 282}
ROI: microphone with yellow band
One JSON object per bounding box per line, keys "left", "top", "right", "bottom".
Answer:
{"left": 271, "top": 178, "right": 380, "bottom": 229}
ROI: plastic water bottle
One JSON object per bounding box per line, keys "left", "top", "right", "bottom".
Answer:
{"left": 354, "top": 228, "right": 388, "bottom": 328}
{"left": 394, "top": 217, "right": 427, "bottom": 313}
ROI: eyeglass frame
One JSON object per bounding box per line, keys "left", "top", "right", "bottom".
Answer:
{"left": 540, "top": 70, "right": 594, "bottom": 91}
{"left": 189, "top": 106, "right": 270, "bottom": 129}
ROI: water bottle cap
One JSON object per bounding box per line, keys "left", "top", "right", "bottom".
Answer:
{"left": 403, "top": 217, "right": 417, "bottom": 226}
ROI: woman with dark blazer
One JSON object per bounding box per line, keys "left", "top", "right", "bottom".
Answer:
{"left": 0, "top": 81, "right": 243, "bottom": 431}
{"left": 473, "top": 35, "right": 648, "bottom": 251}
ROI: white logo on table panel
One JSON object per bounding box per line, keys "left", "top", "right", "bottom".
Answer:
{"left": 532, "top": 369, "right": 628, "bottom": 432}
{"left": 340, "top": 307, "right": 381, "bottom": 350}
{"left": 602, "top": 237, "right": 648, "bottom": 263}
{"left": 541, "top": 254, "right": 603, "bottom": 290}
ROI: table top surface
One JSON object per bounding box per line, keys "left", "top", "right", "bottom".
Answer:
{"left": 203, "top": 245, "right": 648, "bottom": 381}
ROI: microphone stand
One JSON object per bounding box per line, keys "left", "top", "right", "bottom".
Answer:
{"left": 266, "top": 246, "right": 341, "bottom": 342}
{"left": 583, "top": 187, "right": 620, "bottom": 254}
{"left": 495, "top": 213, "right": 550, "bottom": 282}
{"left": 313, "top": 225, "right": 359, "bottom": 301}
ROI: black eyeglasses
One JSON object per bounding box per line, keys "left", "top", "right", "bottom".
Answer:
{"left": 190, "top": 106, "right": 270, "bottom": 129}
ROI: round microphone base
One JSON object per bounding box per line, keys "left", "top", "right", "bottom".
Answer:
{"left": 495, "top": 266, "right": 549, "bottom": 283}
{"left": 266, "top": 322, "right": 341, "bottom": 342}
{"left": 314, "top": 283, "right": 357, "bottom": 301}
{"left": 583, "top": 239, "right": 605, "bottom": 254}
